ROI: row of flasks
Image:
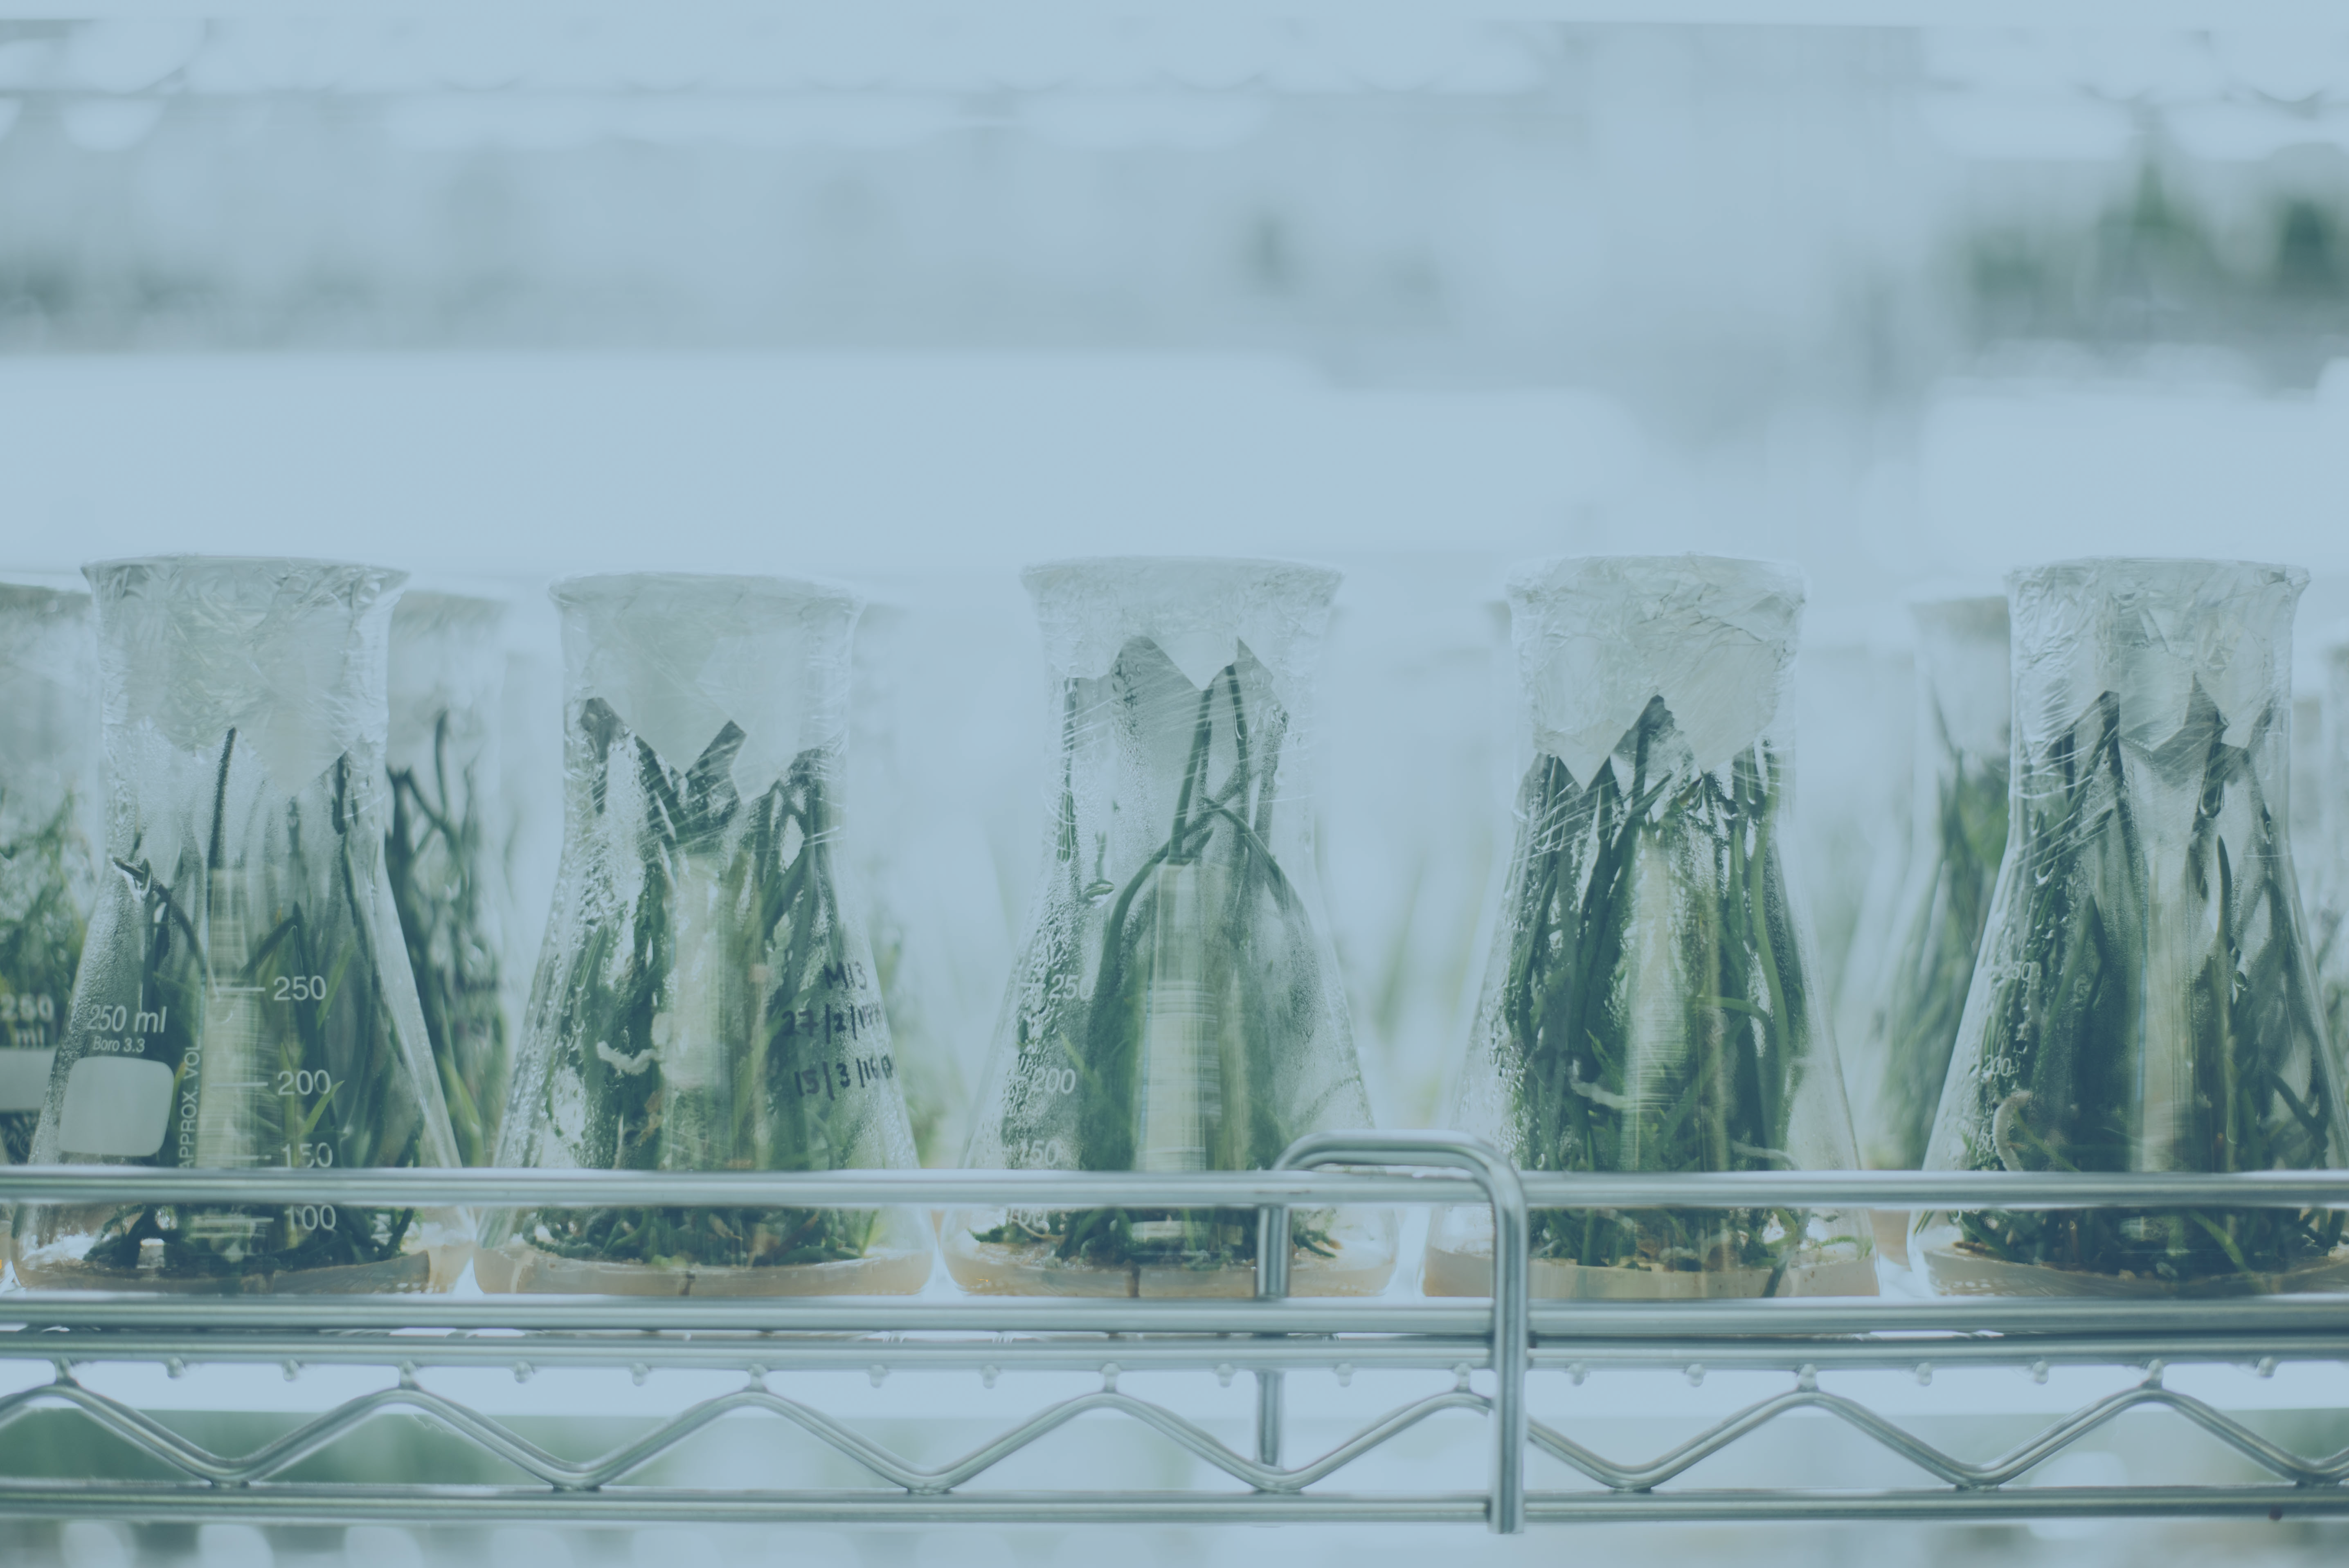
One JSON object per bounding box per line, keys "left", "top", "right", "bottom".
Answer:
{"left": 0, "top": 553, "right": 2345, "bottom": 1303}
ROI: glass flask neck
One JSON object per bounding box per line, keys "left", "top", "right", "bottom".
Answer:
{"left": 553, "top": 573, "right": 860, "bottom": 806}
{"left": 1023, "top": 556, "right": 1340, "bottom": 720}
{"left": 389, "top": 593, "right": 506, "bottom": 772}
{"left": 1048, "top": 637, "right": 1314, "bottom": 915}
{"left": 85, "top": 557, "right": 406, "bottom": 798}
{"left": 1508, "top": 554, "right": 1802, "bottom": 787}
{"left": 2007, "top": 558, "right": 2305, "bottom": 774}
{"left": 1906, "top": 596, "right": 2010, "bottom": 839}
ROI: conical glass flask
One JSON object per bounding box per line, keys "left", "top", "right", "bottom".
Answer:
{"left": 2309, "top": 637, "right": 2349, "bottom": 1085}
{"left": 386, "top": 592, "right": 514, "bottom": 1168}
{"left": 0, "top": 582, "right": 99, "bottom": 1165}
{"left": 16, "top": 557, "right": 464, "bottom": 1294}
{"left": 1920, "top": 559, "right": 2349, "bottom": 1298}
{"left": 476, "top": 574, "right": 932, "bottom": 1298}
{"left": 1850, "top": 597, "right": 2010, "bottom": 1192}
{"left": 944, "top": 558, "right": 1394, "bottom": 1299}
{"left": 1427, "top": 556, "right": 1875, "bottom": 1300}
{"left": 847, "top": 599, "right": 972, "bottom": 1168}
{"left": 1795, "top": 643, "right": 1913, "bottom": 1016}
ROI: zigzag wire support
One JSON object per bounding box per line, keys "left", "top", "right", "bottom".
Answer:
{"left": 0, "top": 1141, "right": 2344, "bottom": 1531}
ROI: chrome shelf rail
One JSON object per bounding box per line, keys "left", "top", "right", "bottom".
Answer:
{"left": 0, "top": 1136, "right": 2340, "bottom": 1532}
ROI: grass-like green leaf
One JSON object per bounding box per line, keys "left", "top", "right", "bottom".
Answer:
{"left": 502, "top": 710, "right": 897, "bottom": 1270}
{"left": 385, "top": 710, "right": 509, "bottom": 1168}
{"left": 0, "top": 788, "right": 92, "bottom": 1164}
{"left": 1484, "top": 697, "right": 1852, "bottom": 1285}
{"left": 974, "top": 645, "right": 1348, "bottom": 1272}
{"left": 56, "top": 728, "right": 432, "bottom": 1282}
{"left": 1861, "top": 701, "right": 2008, "bottom": 1169}
{"left": 1936, "top": 683, "right": 2347, "bottom": 1285}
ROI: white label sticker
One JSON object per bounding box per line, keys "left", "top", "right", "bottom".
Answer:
{"left": 58, "top": 1055, "right": 173, "bottom": 1157}
{"left": 0, "top": 1048, "right": 55, "bottom": 1113}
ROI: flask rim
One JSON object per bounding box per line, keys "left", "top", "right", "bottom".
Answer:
{"left": 79, "top": 555, "right": 411, "bottom": 618}
{"left": 1505, "top": 552, "right": 1802, "bottom": 596}
{"left": 2004, "top": 556, "right": 2308, "bottom": 592}
{"left": 550, "top": 571, "right": 862, "bottom": 615}
{"left": 1019, "top": 554, "right": 1341, "bottom": 599}
{"left": 83, "top": 552, "right": 407, "bottom": 580}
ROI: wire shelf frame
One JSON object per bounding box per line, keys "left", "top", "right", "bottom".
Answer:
{"left": 0, "top": 1131, "right": 2344, "bottom": 1532}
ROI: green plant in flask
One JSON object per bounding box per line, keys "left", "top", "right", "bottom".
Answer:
{"left": 1920, "top": 560, "right": 2349, "bottom": 1298}
{"left": 1428, "top": 556, "right": 1875, "bottom": 1300}
{"left": 385, "top": 592, "right": 514, "bottom": 1168}
{"left": 476, "top": 574, "right": 930, "bottom": 1297}
{"left": 16, "top": 558, "right": 463, "bottom": 1294}
{"left": 945, "top": 558, "right": 1393, "bottom": 1299}
{"left": 2309, "top": 640, "right": 2349, "bottom": 1104}
{"left": 1845, "top": 597, "right": 2010, "bottom": 1262}
{"left": 0, "top": 583, "right": 99, "bottom": 1168}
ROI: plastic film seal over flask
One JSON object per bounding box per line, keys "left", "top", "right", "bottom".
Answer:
{"left": 387, "top": 592, "right": 514, "bottom": 1168}
{"left": 0, "top": 583, "right": 99, "bottom": 1166}
{"left": 1919, "top": 560, "right": 2349, "bottom": 1297}
{"left": 476, "top": 574, "right": 931, "bottom": 1298}
{"left": 16, "top": 558, "right": 464, "bottom": 1294}
{"left": 945, "top": 557, "right": 1395, "bottom": 1298}
{"left": 1427, "top": 556, "right": 1875, "bottom": 1301}
{"left": 1849, "top": 598, "right": 2011, "bottom": 1197}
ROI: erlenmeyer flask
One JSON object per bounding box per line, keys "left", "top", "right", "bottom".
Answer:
{"left": 847, "top": 599, "right": 972, "bottom": 1167}
{"left": 2309, "top": 638, "right": 2349, "bottom": 1081}
{"left": 1427, "top": 556, "right": 1875, "bottom": 1300}
{"left": 386, "top": 592, "right": 514, "bottom": 1168}
{"left": 1796, "top": 643, "right": 1913, "bottom": 1020}
{"left": 476, "top": 574, "right": 931, "bottom": 1297}
{"left": 17, "top": 557, "right": 464, "bottom": 1294}
{"left": 0, "top": 582, "right": 99, "bottom": 1165}
{"left": 944, "top": 558, "right": 1394, "bottom": 1299}
{"left": 1849, "top": 598, "right": 2010, "bottom": 1197}
{"left": 1921, "top": 559, "right": 2349, "bottom": 1297}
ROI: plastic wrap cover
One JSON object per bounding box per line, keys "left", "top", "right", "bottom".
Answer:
{"left": 947, "top": 556, "right": 1390, "bottom": 1297}
{"left": 1508, "top": 554, "right": 1802, "bottom": 785}
{"left": 86, "top": 557, "right": 403, "bottom": 807}
{"left": 20, "top": 556, "right": 458, "bottom": 1295}
{"left": 1919, "top": 558, "right": 2347, "bottom": 1297}
{"left": 483, "top": 572, "right": 927, "bottom": 1296}
{"left": 2009, "top": 558, "right": 2303, "bottom": 772}
{"left": 554, "top": 573, "right": 860, "bottom": 807}
{"left": 1429, "top": 553, "right": 1872, "bottom": 1301}
{"left": 1023, "top": 556, "right": 1340, "bottom": 716}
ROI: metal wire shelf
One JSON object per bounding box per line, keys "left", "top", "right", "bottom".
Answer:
{"left": 0, "top": 1131, "right": 2342, "bottom": 1532}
